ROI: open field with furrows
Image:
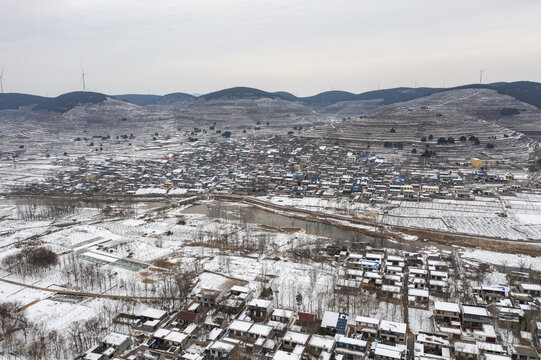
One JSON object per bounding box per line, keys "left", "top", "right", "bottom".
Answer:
{"left": 260, "top": 193, "right": 541, "bottom": 242}
{"left": 380, "top": 193, "right": 541, "bottom": 241}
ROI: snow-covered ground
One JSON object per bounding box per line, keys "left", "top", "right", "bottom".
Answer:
{"left": 261, "top": 193, "right": 541, "bottom": 241}
{"left": 460, "top": 248, "right": 541, "bottom": 271}
{"left": 0, "top": 194, "right": 538, "bottom": 359}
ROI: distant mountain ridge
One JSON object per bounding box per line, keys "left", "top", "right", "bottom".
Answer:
{"left": 269, "top": 88, "right": 445, "bottom": 108}
{"left": 2, "top": 81, "right": 540, "bottom": 113}
{"left": 0, "top": 93, "right": 47, "bottom": 110}
{"left": 271, "top": 82, "right": 541, "bottom": 109}
{"left": 149, "top": 92, "right": 195, "bottom": 105}
{"left": 201, "top": 87, "right": 287, "bottom": 101}
{"left": 34, "top": 91, "right": 107, "bottom": 113}
{"left": 447, "top": 81, "right": 541, "bottom": 109}
{"left": 114, "top": 94, "right": 161, "bottom": 106}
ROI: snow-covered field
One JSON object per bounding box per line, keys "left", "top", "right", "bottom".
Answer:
{"left": 0, "top": 194, "right": 539, "bottom": 359}
{"left": 460, "top": 248, "right": 541, "bottom": 271}
{"left": 262, "top": 193, "right": 541, "bottom": 241}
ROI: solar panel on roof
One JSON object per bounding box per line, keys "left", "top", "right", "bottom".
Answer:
{"left": 336, "top": 312, "right": 348, "bottom": 334}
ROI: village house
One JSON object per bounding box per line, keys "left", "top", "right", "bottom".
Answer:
{"left": 474, "top": 286, "right": 509, "bottom": 303}
{"left": 414, "top": 332, "right": 451, "bottom": 359}
{"left": 383, "top": 274, "right": 403, "bottom": 287}
{"left": 182, "top": 323, "right": 199, "bottom": 341}
{"left": 228, "top": 319, "right": 253, "bottom": 340}
{"left": 334, "top": 335, "right": 367, "bottom": 360}
{"left": 136, "top": 308, "right": 169, "bottom": 332}
{"left": 427, "top": 259, "right": 449, "bottom": 272}
{"left": 346, "top": 268, "right": 364, "bottom": 281}
{"left": 429, "top": 270, "right": 448, "bottom": 282}
{"left": 473, "top": 324, "right": 497, "bottom": 343}
{"left": 510, "top": 344, "right": 539, "bottom": 360}
{"left": 497, "top": 306, "right": 524, "bottom": 323}
{"left": 229, "top": 285, "right": 253, "bottom": 301}
{"left": 518, "top": 284, "right": 541, "bottom": 297}
{"left": 336, "top": 278, "right": 363, "bottom": 293}
{"left": 408, "top": 288, "right": 429, "bottom": 307}
{"left": 410, "top": 277, "right": 428, "bottom": 290}
{"left": 246, "top": 323, "right": 274, "bottom": 344}
{"left": 355, "top": 316, "right": 380, "bottom": 339}
{"left": 512, "top": 292, "right": 533, "bottom": 307}
{"left": 281, "top": 330, "right": 309, "bottom": 352}
{"left": 148, "top": 328, "right": 189, "bottom": 354}
{"left": 271, "top": 308, "right": 294, "bottom": 324}
{"left": 248, "top": 298, "right": 274, "bottom": 320}
{"left": 429, "top": 279, "right": 448, "bottom": 294}
{"left": 477, "top": 341, "right": 507, "bottom": 357}
{"left": 462, "top": 305, "right": 491, "bottom": 330}
{"left": 306, "top": 335, "right": 335, "bottom": 357}
{"left": 385, "top": 266, "right": 404, "bottom": 276}
{"left": 220, "top": 296, "right": 246, "bottom": 314}
{"left": 363, "top": 271, "right": 383, "bottom": 288}
{"left": 434, "top": 301, "right": 461, "bottom": 327}
{"left": 454, "top": 342, "right": 479, "bottom": 359}
{"left": 273, "top": 350, "right": 301, "bottom": 360}
{"left": 320, "top": 311, "right": 349, "bottom": 335}
{"left": 387, "top": 255, "right": 405, "bottom": 267}
{"left": 296, "top": 311, "right": 318, "bottom": 332}
{"left": 409, "top": 268, "right": 428, "bottom": 280}
{"left": 378, "top": 320, "right": 407, "bottom": 345}
{"left": 373, "top": 342, "right": 406, "bottom": 360}
{"left": 381, "top": 284, "right": 402, "bottom": 300}
{"left": 178, "top": 310, "right": 202, "bottom": 326}
{"left": 197, "top": 289, "right": 224, "bottom": 308}
{"left": 84, "top": 332, "right": 132, "bottom": 360}
{"left": 206, "top": 340, "right": 238, "bottom": 359}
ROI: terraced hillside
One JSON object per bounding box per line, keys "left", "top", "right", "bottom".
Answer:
{"left": 318, "top": 99, "right": 384, "bottom": 117}
{"left": 428, "top": 88, "right": 541, "bottom": 140}
{"left": 174, "top": 97, "right": 326, "bottom": 129}
{"left": 305, "top": 89, "right": 537, "bottom": 164}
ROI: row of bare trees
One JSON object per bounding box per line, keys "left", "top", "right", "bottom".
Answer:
{"left": 59, "top": 254, "right": 195, "bottom": 308}
{"left": 0, "top": 299, "right": 136, "bottom": 359}
{"left": 16, "top": 200, "right": 77, "bottom": 221}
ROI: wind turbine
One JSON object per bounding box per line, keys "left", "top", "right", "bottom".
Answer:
{"left": 0, "top": 67, "right": 4, "bottom": 93}
{"left": 479, "top": 69, "right": 484, "bottom": 84}
{"left": 80, "top": 64, "right": 86, "bottom": 92}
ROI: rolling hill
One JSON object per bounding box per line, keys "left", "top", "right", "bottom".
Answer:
{"left": 306, "top": 88, "right": 538, "bottom": 163}
{"left": 272, "top": 87, "right": 445, "bottom": 109}
{"left": 447, "top": 81, "right": 541, "bottom": 109}
{"left": 34, "top": 91, "right": 108, "bottom": 113}
{"left": 113, "top": 94, "right": 161, "bottom": 106}
{"left": 0, "top": 93, "right": 47, "bottom": 110}
{"left": 149, "top": 92, "right": 195, "bottom": 105}
{"left": 201, "top": 87, "right": 288, "bottom": 101}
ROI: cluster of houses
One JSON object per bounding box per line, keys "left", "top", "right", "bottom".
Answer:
{"left": 84, "top": 282, "right": 412, "bottom": 360}
{"left": 431, "top": 298, "right": 541, "bottom": 360}
{"left": 82, "top": 263, "right": 541, "bottom": 360}
{"left": 334, "top": 250, "right": 451, "bottom": 303}
{"left": 18, "top": 136, "right": 521, "bottom": 202}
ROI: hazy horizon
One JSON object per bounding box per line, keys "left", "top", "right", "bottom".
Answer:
{"left": 2, "top": 0, "right": 541, "bottom": 97}
{"left": 1, "top": 80, "right": 539, "bottom": 99}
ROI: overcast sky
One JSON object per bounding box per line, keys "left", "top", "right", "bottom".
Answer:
{"left": 1, "top": 0, "right": 541, "bottom": 96}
